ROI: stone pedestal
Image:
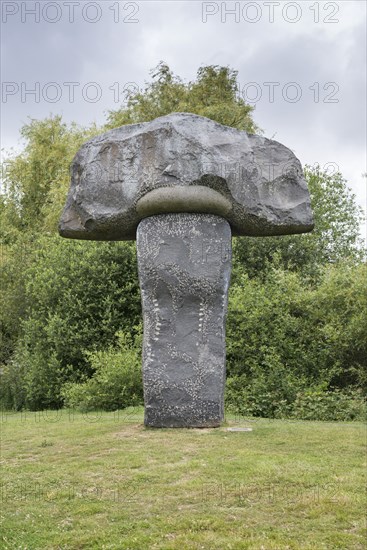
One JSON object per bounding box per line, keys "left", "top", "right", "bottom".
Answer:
{"left": 136, "top": 213, "right": 232, "bottom": 428}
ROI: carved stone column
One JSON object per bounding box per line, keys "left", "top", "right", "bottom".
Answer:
{"left": 137, "top": 213, "right": 232, "bottom": 427}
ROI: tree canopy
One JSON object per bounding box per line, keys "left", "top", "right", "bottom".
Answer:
{"left": 106, "top": 62, "right": 259, "bottom": 133}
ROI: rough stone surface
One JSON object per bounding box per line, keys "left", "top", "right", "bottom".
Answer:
{"left": 59, "top": 113, "right": 314, "bottom": 241}
{"left": 137, "top": 213, "right": 231, "bottom": 428}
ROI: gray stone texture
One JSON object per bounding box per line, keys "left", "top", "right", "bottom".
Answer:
{"left": 59, "top": 113, "right": 314, "bottom": 241}
{"left": 137, "top": 214, "right": 232, "bottom": 428}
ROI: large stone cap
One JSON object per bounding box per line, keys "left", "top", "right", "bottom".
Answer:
{"left": 59, "top": 113, "right": 314, "bottom": 240}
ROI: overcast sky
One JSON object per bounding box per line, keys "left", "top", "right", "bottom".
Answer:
{"left": 1, "top": 0, "right": 366, "bottom": 238}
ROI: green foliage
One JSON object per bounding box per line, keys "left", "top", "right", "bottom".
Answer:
{"left": 292, "top": 388, "right": 366, "bottom": 421}
{"left": 225, "top": 371, "right": 302, "bottom": 419}
{"left": 225, "top": 378, "right": 366, "bottom": 421}
{"left": 61, "top": 330, "right": 143, "bottom": 412}
{"left": 226, "top": 261, "right": 367, "bottom": 419}
{"left": 309, "top": 261, "right": 367, "bottom": 390}
{"left": 0, "top": 195, "right": 21, "bottom": 244}
{"left": 0, "top": 361, "right": 26, "bottom": 412}
{"left": 227, "top": 269, "right": 326, "bottom": 383}
{"left": 305, "top": 165, "right": 364, "bottom": 262}
{"left": 0, "top": 235, "right": 141, "bottom": 410}
{"left": 106, "top": 62, "right": 258, "bottom": 133}
{"left": 1, "top": 116, "right": 98, "bottom": 235}
{"left": 0, "top": 235, "right": 41, "bottom": 368}
{"left": 0, "top": 116, "right": 124, "bottom": 393}
{"left": 233, "top": 165, "right": 365, "bottom": 283}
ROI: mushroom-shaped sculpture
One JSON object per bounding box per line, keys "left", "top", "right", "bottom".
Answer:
{"left": 59, "top": 113, "right": 314, "bottom": 427}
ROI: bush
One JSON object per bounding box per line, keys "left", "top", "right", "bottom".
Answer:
{"left": 292, "top": 388, "right": 366, "bottom": 421}
{"left": 225, "top": 377, "right": 366, "bottom": 422}
{"left": 61, "top": 330, "right": 143, "bottom": 412}
{"left": 0, "top": 235, "right": 141, "bottom": 410}
{"left": 0, "top": 361, "right": 26, "bottom": 411}
{"left": 227, "top": 263, "right": 367, "bottom": 396}
{"left": 225, "top": 366, "right": 306, "bottom": 419}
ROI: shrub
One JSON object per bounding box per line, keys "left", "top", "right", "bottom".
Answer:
{"left": 61, "top": 330, "right": 143, "bottom": 412}
{"left": 225, "top": 377, "right": 366, "bottom": 422}
{"left": 225, "top": 364, "right": 306, "bottom": 419}
{"left": 0, "top": 361, "right": 26, "bottom": 411}
{"left": 292, "top": 388, "right": 366, "bottom": 421}
{"left": 1, "top": 235, "right": 141, "bottom": 410}
{"left": 227, "top": 263, "right": 367, "bottom": 399}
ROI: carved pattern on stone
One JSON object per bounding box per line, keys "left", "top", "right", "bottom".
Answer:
{"left": 137, "top": 213, "right": 232, "bottom": 427}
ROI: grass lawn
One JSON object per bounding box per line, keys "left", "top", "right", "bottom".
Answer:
{"left": 0, "top": 408, "right": 366, "bottom": 549}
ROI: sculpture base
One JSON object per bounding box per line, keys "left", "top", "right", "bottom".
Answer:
{"left": 137, "top": 214, "right": 232, "bottom": 428}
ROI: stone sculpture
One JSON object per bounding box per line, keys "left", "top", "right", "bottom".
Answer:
{"left": 59, "top": 113, "right": 314, "bottom": 427}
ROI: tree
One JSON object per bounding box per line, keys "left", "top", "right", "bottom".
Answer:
{"left": 106, "top": 62, "right": 258, "bottom": 133}
{"left": 1, "top": 116, "right": 98, "bottom": 236}
{"left": 226, "top": 261, "right": 367, "bottom": 418}
{"left": 0, "top": 235, "right": 141, "bottom": 410}
{"left": 232, "top": 165, "right": 365, "bottom": 282}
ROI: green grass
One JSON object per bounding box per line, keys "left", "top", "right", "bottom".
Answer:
{"left": 0, "top": 408, "right": 366, "bottom": 549}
